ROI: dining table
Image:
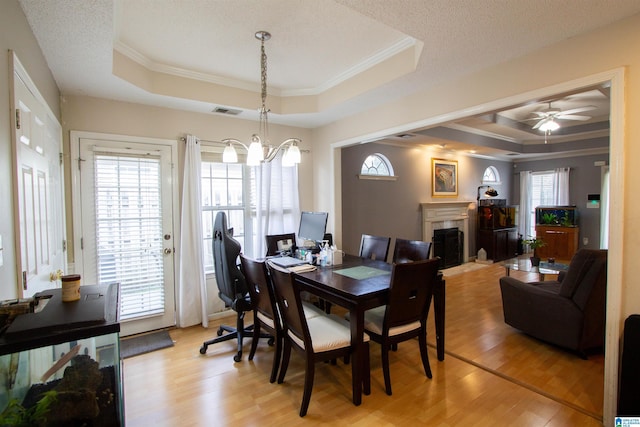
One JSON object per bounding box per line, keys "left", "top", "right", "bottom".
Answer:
{"left": 292, "top": 254, "right": 446, "bottom": 406}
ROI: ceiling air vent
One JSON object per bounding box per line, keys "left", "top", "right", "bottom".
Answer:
{"left": 212, "top": 106, "right": 242, "bottom": 115}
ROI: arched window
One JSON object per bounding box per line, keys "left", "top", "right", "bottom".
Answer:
{"left": 482, "top": 166, "right": 501, "bottom": 185}
{"left": 360, "top": 153, "right": 394, "bottom": 177}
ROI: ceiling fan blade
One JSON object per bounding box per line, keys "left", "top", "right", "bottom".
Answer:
{"left": 557, "top": 105, "right": 597, "bottom": 115}
{"left": 532, "top": 111, "right": 550, "bottom": 118}
{"left": 532, "top": 118, "right": 546, "bottom": 130}
{"left": 556, "top": 114, "right": 591, "bottom": 121}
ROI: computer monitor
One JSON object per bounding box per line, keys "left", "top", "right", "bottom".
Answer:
{"left": 298, "top": 211, "right": 328, "bottom": 245}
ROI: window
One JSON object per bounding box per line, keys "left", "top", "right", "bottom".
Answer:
{"left": 482, "top": 166, "right": 501, "bottom": 184}
{"left": 201, "top": 161, "right": 253, "bottom": 274}
{"left": 529, "top": 171, "right": 555, "bottom": 237}
{"left": 200, "top": 141, "right": 300, "bottom": 272}
{"left": 360, "top": 153, "right": 394, "bottom": 177}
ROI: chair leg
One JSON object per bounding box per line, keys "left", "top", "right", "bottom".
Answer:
{"left": 278, "top": 340, "right": 292, "bottom": 384}
{"left": 199, "top": 313, "right": 252, "bottom": 355}
{"left": 269, "top": 333, "right": 283, "bottom": 384}
{"left": 299, "top": 357, "right": 315, "bottom": 417}
{"left": 418, "top": 332, "right": 432, "bottom": 379}
{"left": 381, "top": 342, "right": 392, "bottom": 395}
{"left": 249, "top": 320, "right": 261, "bottom": 361}
{"left": 363, "top": 342, "right": 371, "bottom": 395}
{"left": 233, "top": 311, "right": 246, "bottom": 362}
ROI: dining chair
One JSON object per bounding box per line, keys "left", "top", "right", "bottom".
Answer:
{"left": 360, "top": 258, "right": 440, "bottom": 395}
{"left": 240, "top": 254, "right": 282, "bottom": 383}
{"left": 359, "top": 234, "right": 391, "bottom": 262}
{"left": 392, "top": 238, "right": 432, "bottom": 263}
{"left": 241, "top": 255, "right": 328, "bottom": 382}
{"left": 267, "top": 262, "right": 370, "bottom": 417}
{"left": 265, "top": 232, "right": 297, "bottom": 256}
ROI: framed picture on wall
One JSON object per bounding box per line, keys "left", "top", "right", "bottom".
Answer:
{"left": 432, "top": 158, "right": 458, "bottom": 197}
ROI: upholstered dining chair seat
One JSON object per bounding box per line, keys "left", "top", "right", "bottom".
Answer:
{"left": 351, "top": 307, "right": 421, "bottom": 337}
{"left": 257, "top": 304, "right": 326, "bottom": 337}
{"left": 302, "top": 302, "right": 326, "bottom": 320}
{"left": 288, "top": 314, "right": 369, "bottom": 352}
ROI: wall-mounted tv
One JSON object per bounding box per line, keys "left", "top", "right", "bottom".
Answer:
{"left": 298, "top": 211, "right": 328, "bottom": 243}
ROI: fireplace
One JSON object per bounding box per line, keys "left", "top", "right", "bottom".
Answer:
{"left": 433, "top": 227, "right": 464, "bottom": 268}
{"left": 421, "top": 201, "right": 472, "bottom": 263}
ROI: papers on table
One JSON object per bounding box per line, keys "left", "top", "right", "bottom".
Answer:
{"left": 288, "top": 264, "right": 317, "bottom": 273}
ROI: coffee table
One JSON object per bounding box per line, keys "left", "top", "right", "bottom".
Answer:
{"left": 501, "top": 257, "right": 569, "bottom": 280}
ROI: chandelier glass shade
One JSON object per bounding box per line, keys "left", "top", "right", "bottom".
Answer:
{"left": 222, "top": 31, "right": 301, "bottom": 166}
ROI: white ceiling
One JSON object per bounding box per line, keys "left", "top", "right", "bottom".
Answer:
{"left": 18, "top": 0, "right": 640, "bottom": 159}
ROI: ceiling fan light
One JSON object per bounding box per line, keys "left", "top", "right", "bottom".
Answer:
{"left": 539, "top": 119, "right": 560, "bottom": 132}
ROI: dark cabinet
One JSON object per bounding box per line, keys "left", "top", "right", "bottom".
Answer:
{"left": 477, "top": 227, "right": 518, "bottom": 261}
{"left": 476, "top": 204, "right": 518, "bottom": 262}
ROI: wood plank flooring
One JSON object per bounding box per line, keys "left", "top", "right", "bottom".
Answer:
{"left": 123, "top": 261, "right": 604, "bottom": 426}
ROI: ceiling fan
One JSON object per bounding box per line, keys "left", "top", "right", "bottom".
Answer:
{"left": 530, "top": 102, "right": 597, "bottom": 131}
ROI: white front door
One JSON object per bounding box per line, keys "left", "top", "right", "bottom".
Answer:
{"left": 71, "top": 132, "right": 178, "bottom": 336}
{"left": 11, "top": 53, "right": 66, "bottom": 297}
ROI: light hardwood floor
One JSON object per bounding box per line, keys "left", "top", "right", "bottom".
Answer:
{"left": 123, "top": 261, "right": 604, "bottom": 426}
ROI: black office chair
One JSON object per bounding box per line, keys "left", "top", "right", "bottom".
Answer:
{"left": 265, "top": 233, "right": 297, "bottom": 256}
{"left": 359, "top": 234, "right": 391, "bottom": 262}
{"left": 200, "top": 212, "right": 266, "bottom": 362}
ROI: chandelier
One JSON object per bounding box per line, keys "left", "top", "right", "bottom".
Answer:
{"left": 222, "top": 31, "right": 302, "bottom": 166}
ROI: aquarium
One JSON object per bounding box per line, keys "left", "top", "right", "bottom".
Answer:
{"left": 478, "top": 205, "right": 517, "bottom": 229}
{"left": 535, "top": 205, "right": 578, "bottom": 227}
{"left": 0, "top": 284, "right": 122, "bottom": 426}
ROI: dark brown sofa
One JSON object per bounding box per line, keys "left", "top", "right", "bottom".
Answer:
{"left": 499, "top": 249, "right": 607, "bottom": 356}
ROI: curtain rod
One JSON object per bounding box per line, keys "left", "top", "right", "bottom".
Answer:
{"left": 180, "top": 137, "right": 225, "bottom": 145}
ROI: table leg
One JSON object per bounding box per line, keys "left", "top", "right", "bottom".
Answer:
{"left": 433, "top": 277, "right": 446, "bottom": 361}
{"left": 349, "top": 307, "right": 364, "bottom": 405}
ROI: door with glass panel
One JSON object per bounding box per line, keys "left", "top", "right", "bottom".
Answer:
{"left": 72, "top": 134, "right": 177, "bottom": 336}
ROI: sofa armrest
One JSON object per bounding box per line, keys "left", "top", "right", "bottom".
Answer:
{"left": 558, "top": 270, "right": 567, "bottom": 282}
{"left": 499, "top": 276, "right": 584, "bottom": 350}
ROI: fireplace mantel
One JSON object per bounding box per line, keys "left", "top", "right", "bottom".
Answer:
{"left": 421, "top": 202, "right": 474, "bottom": 262}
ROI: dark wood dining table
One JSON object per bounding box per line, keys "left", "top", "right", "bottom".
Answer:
{"left": 292, "top": 254, "right": 446, "bottom": 406}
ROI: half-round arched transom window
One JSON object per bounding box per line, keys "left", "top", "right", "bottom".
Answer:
{"left": 360, "top": 153, "right": 394, "bottom": 176}
{"left": 482, "top": 166, "right": 501, "bottom": 184}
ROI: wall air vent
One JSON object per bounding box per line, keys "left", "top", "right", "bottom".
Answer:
{"left": 212, "top": 106, "right": 242, "bottom": 115}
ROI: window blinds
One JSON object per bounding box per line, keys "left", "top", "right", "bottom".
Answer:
{"left": 93, "top": 153, "right": 165, "bottom": 320}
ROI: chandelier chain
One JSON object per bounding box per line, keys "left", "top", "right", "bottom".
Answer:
{"left": 259, "top": 36, "right": 269, "bottom": 143}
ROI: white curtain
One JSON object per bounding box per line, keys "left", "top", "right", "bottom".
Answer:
{"left": 177, "top": 135, "right": 208, "bottom": 327}
{"left": 552, "top": 167, "right": 570, "bottom": 205}
{"left": 600, "top": 166, "right": 610, "bottom": 249}
{"left": 253, "top": 152, "right": 301, "bottom": 257}
{"left": 518, "top": 170, "right": 532, "bottom": 239}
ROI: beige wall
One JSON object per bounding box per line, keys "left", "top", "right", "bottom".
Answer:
{"left": 315, "top": 12, "right": 640, "bottom": 319}
{"left": 311, "top": 14, "right": 640, "bottom": 422}
{"left": 2, "top": 1, "right": 639, "bottom": 420}
{"left": 60, "top": 95, "right": 315, "bottom": 262}
{"left": 0, "top": 0, "right": 61, "bottom": 299}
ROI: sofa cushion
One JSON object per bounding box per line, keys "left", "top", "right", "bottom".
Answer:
{"left": 558, "top": 249, "right": 601, "bottom": 298}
